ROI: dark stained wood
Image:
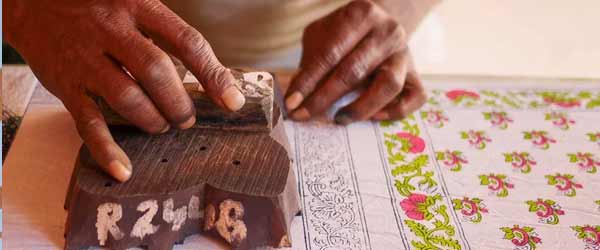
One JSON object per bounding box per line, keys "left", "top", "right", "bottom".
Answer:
{"left": 64, "top": 72, "right": 300, "bottom": 250}
{"left": 95, "top": 70, "right": 275, "bottom": 132}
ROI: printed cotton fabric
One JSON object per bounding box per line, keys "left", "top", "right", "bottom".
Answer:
{"left": 285, "top": 80, "right": 600, "bottom": 250}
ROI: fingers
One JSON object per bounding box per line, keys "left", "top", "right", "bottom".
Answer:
{"left": 135, "top": 1, "right": 244, "bottom": 111}
{"left": 285, "top": 0, "right": 377, "bottom": 111}
{"left": 372, "top": 69, "right": 427, "bottom": 121}
{"left": 334, "top": 51, "right": 409, "bottom": 125}
{"left": 106, "top": 30, "right": 196, "bottom": 129}
{"left": 85, "top": 56, "right": 170, "bottom": 134}
{"left": 291, "top": 21, "right": 405, "bottom": 120}
{"left": 65, "top": 93, "right": 132, "bottom": 182}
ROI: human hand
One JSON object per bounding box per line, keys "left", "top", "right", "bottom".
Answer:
{"left": 285, "top": 0, "right": 426, "bottom": 124}
{"left": 5, "top": 0, "right": 245, "bottom": 182}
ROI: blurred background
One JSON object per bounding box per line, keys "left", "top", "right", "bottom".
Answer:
{"left": 4, "top": 0, "right": 600, "bottom": 78}
{"left": 4, "top": 0, "right": 600, "bottom": 162}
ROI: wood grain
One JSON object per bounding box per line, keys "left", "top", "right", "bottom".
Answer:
{"left": 64, "top": 74, "right": 300, "bottom": 250}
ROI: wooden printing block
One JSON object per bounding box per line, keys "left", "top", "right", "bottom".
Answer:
{"left": 64, "top": 71, "right": 300, "bottom": 250}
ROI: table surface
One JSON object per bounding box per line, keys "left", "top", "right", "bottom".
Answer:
{"left": 3, "top": 0, "right": 600, "bottom": 248}
{"left": 4, "top": 71, "right": 600, "bottom": 249}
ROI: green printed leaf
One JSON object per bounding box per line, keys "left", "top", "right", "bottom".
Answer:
{"left": 429, "top": 235, "right": 461, "bottom": 250}
{"left": 578, "top": 91, "right": 592, "bottom": 99}
{"left": 452, "top": 199, "right": 463, "bottom": 210}
{"left": 391, "top": 155, "right": 429, "bottom": 176}
{"left": 436, "top": 151, "right": 445, "bottom": 160}
{"left": 479, "top": 175, "right": 490, "bottom": 185}
{"left": 380, "top": 120, "right": 395, "bottom": 127}
{"left": 568, "top": 153, "right": 578, "bottom": 163}
{"left": 503, "top": 153, "right": 513, "bottom": 162}
{"left": 406, "top": 220, "right": 429, "bottom": 238}
{"left": 586, "top": 99, "right": 600, "bottom": 109}
{"left": 526, "top": 200, "right": 537, "bottom": 212}
{"left": 501, "top": 227, "right": 514, "bottom": 239}
{"left": 545, "top": 175, "right": 557, "bottom": 185}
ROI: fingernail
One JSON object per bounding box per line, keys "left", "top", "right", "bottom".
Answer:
{"left": 178, "top": 115, "right": 196, "bottom": 129}
{"left": 221, "top": 86, "right": 246, "bottom": 111}
{"left": 291, "top": 108, "right": 310, "bottom": 121}
{"left": 285, "top": 92, "right": 304, "bottom": 111}
{"left": 108, "top": 160, "right": 132, "bottom": 182}
{"left": 160, "top": 124, "right": 171, "bottom": 133}
{"left": 334, "top": 111, "right": 353, "bottom": 125}
{"left": 372, "top": 111, "right": 390, "bottom": 120}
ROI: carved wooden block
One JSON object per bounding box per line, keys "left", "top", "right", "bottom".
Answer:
{"left": 64, "top": 71, "right": 300, "bottom": 250}
{"left": 94, "top": 70, "right": 275, "bottom": 132}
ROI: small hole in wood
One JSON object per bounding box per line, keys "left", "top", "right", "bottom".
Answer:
{"left": 257, "top": 74, "right": 263, "bottom": 81}
{"left": 200, "top": 146, "right": 207, "bottom": 151}
{"left": 232, "top": 160, "right": 241, "bottom": 166}
{"left": 104, "top": 181, "right": 112, "bottom": 187}
{"left": 161, "top": 158, "right": 168, "bottom": 163}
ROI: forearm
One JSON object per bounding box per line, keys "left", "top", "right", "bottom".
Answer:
{"left": 3, "top": 0, "right": 21, "bottom": 45}
{"left": 374, "top": 0, "right": 441, "bottom": 37}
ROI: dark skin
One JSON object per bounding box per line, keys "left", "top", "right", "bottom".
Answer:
{"left": 286, "top": 0, "right": 436, "bottom": 123}
{"left": 4, "top": 0, "right": 438, "bottom": 182}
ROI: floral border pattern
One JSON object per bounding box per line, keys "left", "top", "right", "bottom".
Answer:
{"left": 294, "top": 123, "right": 371, "bottom": 250}
{"left": 378, "top": 116, "right": 465, "bottom": 250}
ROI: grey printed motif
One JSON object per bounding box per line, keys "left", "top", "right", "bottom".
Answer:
{"left": 294, "top": 123, "right": 371, "bottom": 250}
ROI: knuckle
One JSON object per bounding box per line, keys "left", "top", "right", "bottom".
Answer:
{"left": 77, "top": 117, "right": 105, "bottom": 140}
{"left": 337, "top": 62, "right": 367, "bottom": 89}
{"left": 375, "top": 20, "right": 405, "bottom": 45}
{"left": 380, "top": 77, "right": 403, "bottom": 94}
{"left": 379, "top": 67, "right": 403, "bottom": 88}
{"left": 113, "top": 85, "right": 147, "bottom": 111}
{"left": 383, "top": 20, "right": 402, "bottom": 38}
{"left": 140, "top": 53, "right": 174, "bottom": 88}
{"left": 177, "top": 26, "right": 210, "bottom": 57}
{"left": 167, "top": 96, "right": 195, "bottom": 123}
{"left": 202, "top": 64, "right": 231, "bottom": 94}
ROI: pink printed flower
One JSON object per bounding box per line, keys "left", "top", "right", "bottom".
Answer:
{"left": 568, "top": 152, "right": 599, "bottom": 174}
{"left": 400, "top": 193, "right": 428, "bottom": 220}
{"left": 483, "top": 111, "right": 513, "bottom": 130}
{"left": 437, "top": 150, "right": 468, "bottom": 171}
{"left": 545, "top": 111, "right": 575, "bottom": 130}
{"left": 501, "top": 225, "right": 542, "bottom": 250}
{"left": 453, "top": 197, "right": 488, "bottom": 223}
{"left": 479, "top": 174, "right": 514, "bottom": 197}
{"left": 571, "top": 225, "right": 600, "bottom": 247}
{"left": 446, "top": 89, "right": 480, "bottom": 101}
{"left": 460, "top": 130, "right": 492, "bottom": 150}
{"left": 526, "top": 199, "right": 564, "bottom": 225}
{"left": 504, "top": 152, "right": 536, "bottom": 174}
{"left": 523, "top": 130, "right": 556, "bottom": 150}
{"left": 545, "top": 173, "right": 584, "bottom": 197}
{"left": 396, "top": 132, "right": 426, "bottom": 154}
{"left": 421, "top": 110, "right": 449, "bottom": 128}
{"left": 543, "top": 97, "right": 580, "bottom": 108}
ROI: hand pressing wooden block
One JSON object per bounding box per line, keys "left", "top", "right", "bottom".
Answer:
{"left": 95, "top": 70, "right": 276, "bottom": 132}
{"left": 64, "top": 71, "right": 300, "bottom": 250}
